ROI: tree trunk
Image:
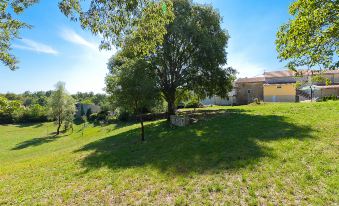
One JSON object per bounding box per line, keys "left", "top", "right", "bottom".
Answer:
{"left": 167, "top": 101, "right": 176, "bottom": 121}
{"left": 57, "top": 117, "right": 61, "bottom": 135}
{"left": 140, "top": 115, "right": 145, "bottom": 141}
{"left": 166, "top": 90, "right": 176, "bottom": 121}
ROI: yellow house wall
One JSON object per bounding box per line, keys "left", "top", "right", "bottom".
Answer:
{"left": 264, "top": 84, "right": 296, "bottom": 96}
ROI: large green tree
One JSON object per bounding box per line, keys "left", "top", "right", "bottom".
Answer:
{"left": 48, "top": 82, "right": 76, "bottom": 135}
{"left": 106, "top": 53, "right": 159, "bottom": 141}
{"left": 276, "top": 0, "right": 339, "bottom": 70}
{"left": 1, "top": 0, "right": 173, "bottom": 70}
{"left": 149, "top": 0, "right": 236, "bottom": 117}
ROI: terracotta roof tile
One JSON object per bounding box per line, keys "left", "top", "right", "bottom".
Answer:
{"left": 236, "top": 77, "right": 265, "bottom": 83}
{"left": 264, "top": 69, "right": 339, "bottom": 77}
{"left": 236, "top": 69, "right": 339, "bottom": 82}
{"left": 263, "top": 70, "right": 295, "bottom": 78}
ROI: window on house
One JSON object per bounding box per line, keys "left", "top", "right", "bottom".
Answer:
{"left": 277, "top": 85, "right": 282, "bottom": 89}
{"left": 247, "top": 89, "right": 251, "bottom": 94}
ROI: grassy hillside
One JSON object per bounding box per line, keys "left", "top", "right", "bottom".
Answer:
{"left": 0, "top": 102, "right": 338, "bottom": 205}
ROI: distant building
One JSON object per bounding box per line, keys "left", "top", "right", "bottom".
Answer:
{"left": 235, "top": 76, "right": 265, "bottom": 105}
{"left": 235, "top": 69, "right": 339, "bottom": 104}
{"left": 75, "top": 103, "right": 101, "bottom": 118}
{"left": 201, "top": 90, "right": 236, "bottom": 106}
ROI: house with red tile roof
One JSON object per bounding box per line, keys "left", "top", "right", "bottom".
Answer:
{"left": 235, "top": 69, "right": 339, "bottom": 104}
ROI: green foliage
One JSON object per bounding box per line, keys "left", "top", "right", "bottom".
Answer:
{"left": 311, "top": 75, "right": 327, "bottom": 84}
{"left": 97, "top": 111, "right": 110, "bottom": 122}
{"left": 59, "top": 0, "right": 174, "bottom": 55}
{"left": 72, "top": 92, "right": 110, "bottom": 109}
{"left": 80, "top": 104, "right": 85, "bottom": 116}
{"left": 325, "top": 78, "right": 332, "bottom": 86}
{"left": 117, "top": 110, "right": 132, "bottom": 122}
{"left": 0, "top": 91, "right": 51, "bottom": 106}
{"left": 295, "top": 81, "right": 302, "bottom": 88}
{"left": 19, "top": 104, "right": 48, "bottom": 123}
{"left": 81, "top": 99, "right": 93, "bottom": 105}
{"left": 88, "top": 113, "right": 98, "bottom": 122}
{"left": 0, "top": 96, "right": 48, "bottom": 123}
{"left": 0, "top": 0, "right": 38, "bottom": 70}
{"left": 0, "top": 96, "right": 21, "bottom": 123}
{"left": 106, "top": 52, "right": 160, "bottom": 140}
{"left": 185, "top": 99, "right": 202, "bottom": 108}
{"left": 148, "top": 0, "right": 236, "bottom": 115}
{"left": 276, "top": 0, "right": 339, "bottom": 70}
{"left": 106, "top": 52, "right": 160, "bottom": 115}
{"left": 322, "top": 95, "right": 338, "bottom": 101}
{"left": 86, "top": 108, "right": 92, "bottom": 119}
{"left": 2, "top": 0, "right": 174, "bottom": 70}
{"left": 48, "top": 82, "right": 76, "bottom": 134}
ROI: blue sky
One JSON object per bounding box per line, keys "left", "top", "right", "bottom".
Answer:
{"left": 0, "top": 0, "right": 293, "bottom": 94}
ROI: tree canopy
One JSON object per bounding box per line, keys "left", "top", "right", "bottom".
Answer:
{"left": 148, "top": 0, "right": 236, "bottom": 116}
{"left": 106, "top": 53, "right": 160, "bottom": 141}
{"left": 276, "top": 0, "right": 339, "bottom": 70}
{"left": 106, "top": 54, "right": 159, "bottom": 113}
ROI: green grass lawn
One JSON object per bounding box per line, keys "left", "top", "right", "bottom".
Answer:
{"left": 0, "top": 102, "right": 338, "bottom": 205}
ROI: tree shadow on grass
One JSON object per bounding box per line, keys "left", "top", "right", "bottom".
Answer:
{"left": 76, "top": 111, "right": 314, "bottom": 175}
{"left": 11, "top": 133, "right": 65, "bottom": 150}
{"left": 13, "top": 123, "right": 45, "bottom": 128}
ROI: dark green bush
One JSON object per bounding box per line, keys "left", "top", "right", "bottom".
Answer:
{"left": 117, "top": 111, "right": 132, "bottom": 122}
{"left": 88, "top": 113, "right": 98, "bottom": 122}
{"left": 185, "top": 100, "right": 202, "bottom": 108}
{"left": 97, "top": 110, "right": 110, "bottom": 121}
{"left": 86, "top": 108, "right": 92, "bottom": 119}
{"left": 0, "top": 113, "right": 13, "bottom": 124}
{"left": 322, "top": 95, "right": 338, "bottom": 102}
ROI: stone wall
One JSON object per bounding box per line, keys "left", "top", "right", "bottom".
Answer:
{"left": 170, "top": 115, "right": 190, "bottom": 127}
{"left": 236, "top": 82, "right": 264, "bottom": 105}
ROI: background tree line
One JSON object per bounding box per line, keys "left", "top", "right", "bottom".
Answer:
{"left": 0, "top": 89, "right": 110, "bottom": 124}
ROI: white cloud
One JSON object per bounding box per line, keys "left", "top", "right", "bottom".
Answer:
{"left": 60, "top": 28, "right": 97, "bottom": 50}
{"left": 13, "top": 39, "right": 59, "bottom": 55}
{"left": 58, "top": 28, "right": 116, "bottom": 93}
{"left": 227, "top": 51, "right": 267, "bottom": 78}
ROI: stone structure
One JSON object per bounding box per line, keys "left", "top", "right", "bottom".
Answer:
{"left": 235, "top": 76, "right": 265, "bottom": 105}
{"left": 170, "top": 115, "right": 190, "bottom": 127}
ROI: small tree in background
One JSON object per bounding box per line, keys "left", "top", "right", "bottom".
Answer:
{"left": 48, "top": 82, "right": 76, "bottom": 135}
{"left": 106, "top": 53, "right": 159, "bottom": 141}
